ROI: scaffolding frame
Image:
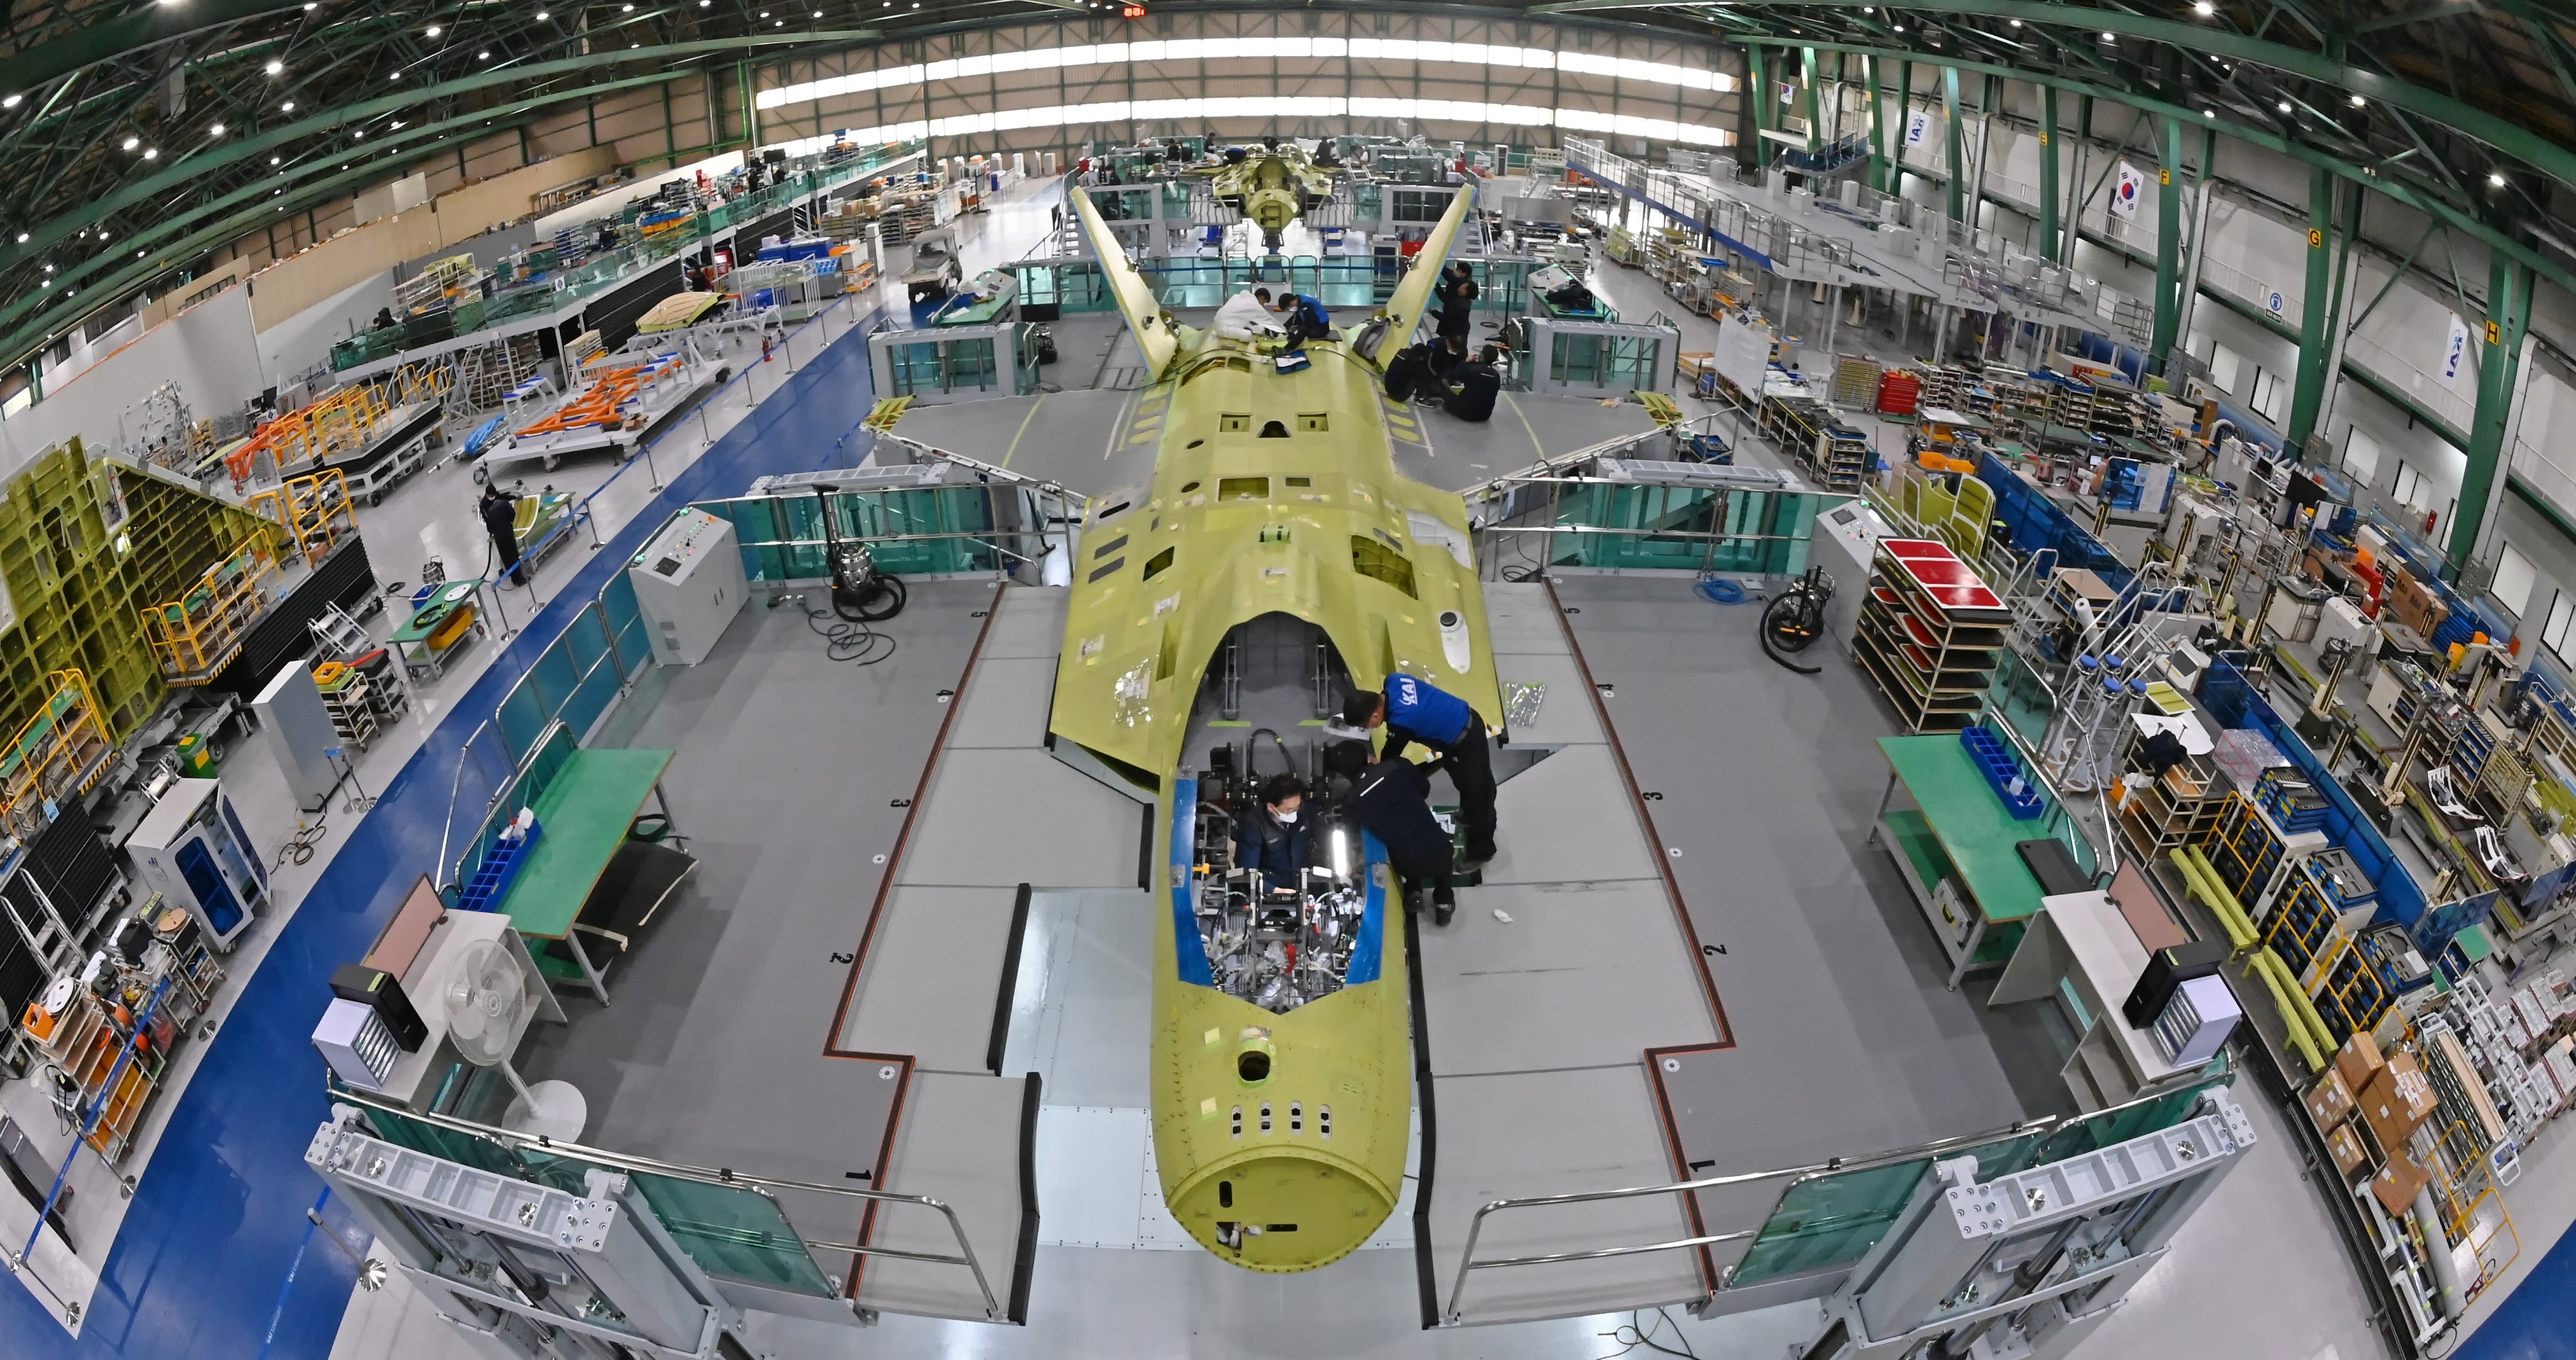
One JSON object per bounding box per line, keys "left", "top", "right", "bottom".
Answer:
{"left": 138, "top": 535, "right": 279, "bottom": 684}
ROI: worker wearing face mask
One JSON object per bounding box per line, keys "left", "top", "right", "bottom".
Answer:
{"left": 1231, "top": 774, "right": 1315, "bottom": 893}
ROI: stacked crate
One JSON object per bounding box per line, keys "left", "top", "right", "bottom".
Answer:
{"left": 1854, "top": 538, "right": 2010, "bottom": 733}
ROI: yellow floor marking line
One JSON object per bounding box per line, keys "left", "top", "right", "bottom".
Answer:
{"left": 1000, "top": 393, "right": 1049, "bottom": 468}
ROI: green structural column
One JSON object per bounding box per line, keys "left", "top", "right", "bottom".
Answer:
{"left": 2286, "top": 166, "right": 2340, "bottom": 452}
{"left": 1868, "top": 57, "right": 1892, "bottom": 192}
{"left": 2450, "top": 252, "right": 2535, "bottom": 566}
{"left": 1895, "top": 60, "right": 1915, "bottom": 194}
{"left": 1942, "top": 66, "right": 1965, "bottom": 221}
{"left": 2148, "top": 114, "right": 2184, "bottom": 367}
{"left": 1748, "top": 45, "right": 1772, "bottom": 169}
{"left": 2038, "top": 86, "right": 2060, "bottom": 264}
{"left": 1802, "top": 48, "right": 1823, "bottom": 155}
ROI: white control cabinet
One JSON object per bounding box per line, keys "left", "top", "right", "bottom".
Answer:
{"left": 631, "top": 508, "right": 749, "bottom": 666}
{"left": 127, "top": 778, "right": 269, "bottom": 952}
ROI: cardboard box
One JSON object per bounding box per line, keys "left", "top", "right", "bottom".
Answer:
{"left": 2306, "top": 1071, "right": 2357, "bottom": 1130}
{"left": 2370, "top": 1153, "right": 2433, "bottom": 1216}
{"left": 2359, "top": 1054, "right": 2439, "bottom": 1154}
{"left": 2325, "top": 1121, "right": 2370, "bottom": 1179}
{"left": 2336, "top": 1030, "right": 2387, "bottom": 1093}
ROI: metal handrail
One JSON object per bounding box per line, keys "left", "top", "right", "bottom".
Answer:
{"left": 1439, "top": 1071, "right": 2233, "bottom": 1324}
{"left": 332, "top": 1088, "right": 1003, "bottom": 1320}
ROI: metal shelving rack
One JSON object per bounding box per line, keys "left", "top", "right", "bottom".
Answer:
{"left": 1853, "top": 538, "right": 2010, "bottom": 733}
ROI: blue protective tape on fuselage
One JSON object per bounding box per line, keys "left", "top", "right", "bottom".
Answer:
{"left": 1344, "top": 830, "right": 1388, "bottom": 985}
{"left": 1173, "top": 777, "right": 1214, "bottom": 986}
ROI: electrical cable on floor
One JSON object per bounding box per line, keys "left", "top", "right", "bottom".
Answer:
{"left": 277, "top": 814, "right": 328, "bottom": 868}
{"left": 805, "top": 605, "right": 899, "bottom": 666}
{"left": 1693, "top": 576, "right": 1751, "bottom": 605}
{"left": 1593, "top": 1307, "right": 1700, "bottom": 1360}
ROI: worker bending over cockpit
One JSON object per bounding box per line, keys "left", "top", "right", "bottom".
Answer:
{"left": 1339, "top": 673, "right": 1498, "bottom": 865}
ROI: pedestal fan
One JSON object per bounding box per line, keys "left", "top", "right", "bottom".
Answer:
{"left": 442, "top": 939, "right": 586, "bottom": 1139}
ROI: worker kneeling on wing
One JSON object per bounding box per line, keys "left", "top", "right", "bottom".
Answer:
{"left": 1256, "top": 287, "right": 1333, "bottom": 348}
{"left": 1212, "top": 287, "right": 1283, "bottom": 342}
{"left": 1441, "top": 344, "right": 1503, "bottom": 423}
{"left": 1349, "top": 758, "right": 1457, "bottom": 926}
{"left": 1232, "top": 774, "right": 1316, "bottom": 893}
{"left": 1339, "top": 674, "right": 1497, "bottom": 864}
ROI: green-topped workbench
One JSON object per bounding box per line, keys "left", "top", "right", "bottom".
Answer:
{"left": 1870, "top": 733, "right": 2053, "bottom": 989}
{"left": 490, "top": 746, "right": 681, "bottom": 1002}
{"left": 932, "top": 289, "right": 1015, "bottom": 326}
{"left": 389, "top": 579, "right": 488, "bottom": 682}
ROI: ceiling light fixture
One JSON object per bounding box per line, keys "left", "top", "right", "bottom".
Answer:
{"left": 2203, "top": 109, "right": 2215, "bottom": 118}
{"left": 2350, "top": 94, "right": 2365, "bottom": 106}
{"left": 1, "top": 95, "right": 19, "bottom": 109}
{"left": 426, "top": 25, "right": 441, "bottom": 36}
{"left": 282, "top": 101, "right": 296, "bottom": 110}
{"left": 210, "top": 123, "right": 225, "bottom": 135}
{"left": 266, "top": 59, "right": 284, "bottom": 75}
{"left": 122, "top": 136, "right": 140, "bottom": 150}
{"left": 2009, "top": 18, "right": 2022, "bottom": 25}
{"left": 479, "top": 50, "right": 490, "bottom": 58}
{"left": 2194, "top": 0, "right": 2214, "bottom": 13}
{"left": 142, "top": 148, "right": 157, "bottom": 159}
{"left": 2277, "top": 101, "right": 2291, "bottom": 112}
{"left": 270, "top": 155, "right": 282, "bottom": 164}
{"left": 2490, "top": 172, "right": 2508, "bottom": 186}
{"left": 2102, "top": 31, "right": 2116, "bottom": 40}
{"left": 14, "top": 233, "right": 25, "bottom": 243}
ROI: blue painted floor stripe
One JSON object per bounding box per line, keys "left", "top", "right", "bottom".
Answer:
{"left": 2458, "top": 1220, "right": 2576, "bottom": 1360}
{"left": 0, "top": 320, "right": 886, "bottom": 1359}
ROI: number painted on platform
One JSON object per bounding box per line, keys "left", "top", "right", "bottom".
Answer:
{"left": 831, "top": 952, "right": 855, "bottom": 964}
{"left": 1702, "top": 942, "right": 1729, "bottom": 956}
{"left": 970, "top": 610, "right": 988, "bottom": 617}
{"left": 891, "top": 798, "right": 912, "bottom": 807}
{"left": 1642, "top": 791, "right": 1665, "bottom": 801}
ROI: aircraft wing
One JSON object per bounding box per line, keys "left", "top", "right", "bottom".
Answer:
{"left": 1069, "top": 187, "right": 1181, "bottom": 378}
{"left": 1379, "top": 181, "right": 1478, "bottom": 349}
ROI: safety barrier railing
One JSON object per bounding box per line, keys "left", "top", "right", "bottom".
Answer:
{"left": 686, "top": 442, "right": 1082, "bottom": 585}
{"left": 331, "top": 1083, "right": 1004, "bottom": 1320}
{"left": 1463, "top": 426, "right": 1834, "bottom": 580}
{"left": 330, "top": 140, "right": 925, "bottom": 373}
{"left": 1441, "top": 1067, "right": 2231, "bottom": 1324}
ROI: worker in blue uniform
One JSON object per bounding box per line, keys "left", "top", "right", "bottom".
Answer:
{"left": 1254, "top": 287, "right": 1332, "bottom": 348}
{"left": 1231, "top": 774, "right": 1314, "bottom": 893}
{"left": 1349, "top": 757, "right": 1456, "bottom": 925}
{"left": 1340, "top": 672, "right": 1496, "bottom": 864}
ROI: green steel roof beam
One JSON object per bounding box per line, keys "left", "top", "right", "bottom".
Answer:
{"left": 0, "top": 70, "right": 693, "bottom": 339}
{"left": 3, "top": 117, "right": 552, "bottom": 365}
{"left": 1537, "top": 0, "right": 2576, "bottom": 192}
{"left": 0, "top": 1, "right": 311, "bottom": 104}
{"left": 1709, "top": 31, "right": 2576, "bottom": 305}
{"left": 0, "top": 29, "right": 879, "bottom": 274}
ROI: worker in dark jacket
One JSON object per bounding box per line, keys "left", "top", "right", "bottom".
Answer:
{"left": 1231, "top": 774, "right": 1313, "bottom": 893}
{"left": 1382, "top": 343, "right": 1430, "bottom": 402}
{"left": 1256, "top": 287, "right": 1332, "bottom": 348}
{"left": 1443, "top": 345, "right": 1503, "bottom": 423}
{"left": 1433, "top": 262, "right": 1478, "bottom": 345}
{"left": 479, "top": 483, "right": 527, "bottom": 588}
{"left": 1349, "top": 757, "right": 1456, "bottom": 925}
{"left": 1341, "top": 673, "right": 1495, "bottom": 863}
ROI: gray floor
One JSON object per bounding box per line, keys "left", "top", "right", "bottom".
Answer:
{"left": 1420, "top": 582, "right": 1724, "bottom": 1327}
{"left": 516, "top": 579, "right": 1003, "bottom": 1293}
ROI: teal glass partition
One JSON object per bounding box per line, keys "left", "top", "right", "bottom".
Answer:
{"left": 1726, "top": 1073, "right": 2228, "bottom": 1288}
{"left": 1549, "top": 329, "right": 1661, "bottom": 390}
{"left": 694, "top": 482, "right": 1026, "bottom": 581}
{"left": 355, "top": 1104, "right": 837, "bottom": 1297}
{"left": 1512, "top": 483, "right": 1837, "bottom": 576}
